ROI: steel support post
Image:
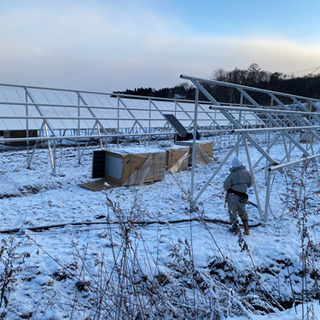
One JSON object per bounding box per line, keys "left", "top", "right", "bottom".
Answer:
{"left": 238, "top": 94, "right": 243, "bottom": 149}
{"left": 26, "top": 121, "right": 45, "bottom": 169}
{"left": 282, "top": 133, "right": 292, "bottom": 175}
{"left": 77, "top": 93, "right": 81, "bottom": 164}
{"left": 282, "top": 133, "right": 290, "bottom": 162}
{"left": 244, "top": 138, "right": 263, "bottom": 219}
{"left": 53, "top": 138, "right": 56, "bottom": 176}
{"left": 190, "top": 88, "right": 199, "bottom": 208}
{"left": 148, "top": 99, "right": 152, "bottom": 146}
{"left": 264, "top": 169, "right": 272, "bottom": 222}
{"left": 97, "top": 122, "right": 103, "bottom": 149}
{"left": 117, "top": 96, "right": 120, "bottom": 147}
{"left": 25, "top": 89, "right": 30, "bottom": 166}
{"left": 265, "top": 131, "right": 271, "bottom": 179}
{"left": 44, "top": 123, "right": 55, "bottom": 174}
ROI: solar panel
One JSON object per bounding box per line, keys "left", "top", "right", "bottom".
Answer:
{"left": 163, "top": 114, "right": 188, "bottom": 138}
{"left": 0, "top": 83, "right": 269, "bottom": 133}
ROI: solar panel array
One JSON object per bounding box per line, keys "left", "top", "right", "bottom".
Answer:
{"left": 2, "top": 79, "right": 319, "bottom": 221}
{"left": 0, "top": 84, "right": 264, "bottom": 134}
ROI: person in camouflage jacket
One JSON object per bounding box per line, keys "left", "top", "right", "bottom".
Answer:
{"left": 223, "top": 157, "right": 253, "bottom": 235}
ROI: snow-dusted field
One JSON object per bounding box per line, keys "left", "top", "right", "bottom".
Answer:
{"left": 0, "top": 139, "right": 319, "bottom": 319}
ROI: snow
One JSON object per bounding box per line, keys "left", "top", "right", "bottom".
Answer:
{"left": 0, "top": 138, "right": 319, "bottom": 319}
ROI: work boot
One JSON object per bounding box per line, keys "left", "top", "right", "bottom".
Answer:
{"left": 229, "top": 223, "right": 239, "bottom": 234}
{"left": 243, "top": 221, "right": 250, "bottom": 235}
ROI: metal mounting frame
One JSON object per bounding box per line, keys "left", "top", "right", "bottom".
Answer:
{"left": 180, "top": 74, "right": 320, "bottom": 221}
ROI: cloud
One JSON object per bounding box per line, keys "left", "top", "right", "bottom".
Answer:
{"left": 0, "top": 1, "right": 320, "bottom": 93}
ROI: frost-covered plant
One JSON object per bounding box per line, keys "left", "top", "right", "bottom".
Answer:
{"left": 282, "top": 159, "right": 320, "bottom": 320}
{"left": 0, "top": 237, "right": 29, "bottom": 316}
{"left": 66, "top": 195, "right": 175, "bottom": 319}
{"left": 164, "top": 237, "right": 259, "bottom": 319}
{"left": 104, "top": 195, "right": 157, "bottom": 319}
{"left": 64, "top": 195, "right": 258, "bottom": 319}
{"left": 172, "top": 171, "right": 284, "bottom": 317}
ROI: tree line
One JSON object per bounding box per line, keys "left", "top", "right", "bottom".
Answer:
{"left": 114, "top": 63, "right": 320, "bottom": 104}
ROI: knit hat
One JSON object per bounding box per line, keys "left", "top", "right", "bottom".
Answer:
{"left": 232, "top": 157, "right": 242, "bottom": 168}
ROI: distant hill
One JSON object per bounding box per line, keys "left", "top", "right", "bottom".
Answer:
{"left": 114, "top": 64, "right": 320, "bottom": 103}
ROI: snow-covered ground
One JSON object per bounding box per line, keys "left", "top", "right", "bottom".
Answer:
{"left": 0, "top": 138, "right": 319, "bottom": 319}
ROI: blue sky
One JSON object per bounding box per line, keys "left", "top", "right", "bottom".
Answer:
{"left": 167, "top": 0, "right": 320, "bottom": 40}
{"left": 0, "top": 0, "right": 320, "bottom": 92}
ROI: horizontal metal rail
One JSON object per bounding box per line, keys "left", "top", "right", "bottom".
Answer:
{"left": 0, "top": 128, "right": 241, "bottom": 143}
{"left": 0, "top": 132, "right": 177, "bottom": 143}
{"left": 269, "top": 153, "right": 320, "bottom": 171}
{"left": 208, "top": 104, "right": 320, "bottom": 116}
{"left": 1, "top": 83, "right": 199, "bottom": 103}
{"left": 1, "top": 101, "right": 319, "bottom": 116}
{"left": 0, "top": 101, "right": 208, "bottom": 110}
{"left": 0, "top": 115, "right": 221, "bottom": 121}
{"left": 232, "top": 125, "right": 320, "bottom": 133}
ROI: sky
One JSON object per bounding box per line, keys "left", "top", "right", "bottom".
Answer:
{"left": 1, "top": 0, "right": 320, "bottom": 93}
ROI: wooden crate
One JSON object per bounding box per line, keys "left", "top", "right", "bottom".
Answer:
{"left": 165, "top": 146, "right": 189, "bottom": 173}
{"left": 92, "top": 148, "right": 166, "bottom": 186}
{"left": 175, "top": 141, "right": 213, "bottom": 164}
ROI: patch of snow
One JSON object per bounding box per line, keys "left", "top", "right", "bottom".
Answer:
{"left": 0, "top": 139, "right": 319, "bottom": 319}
